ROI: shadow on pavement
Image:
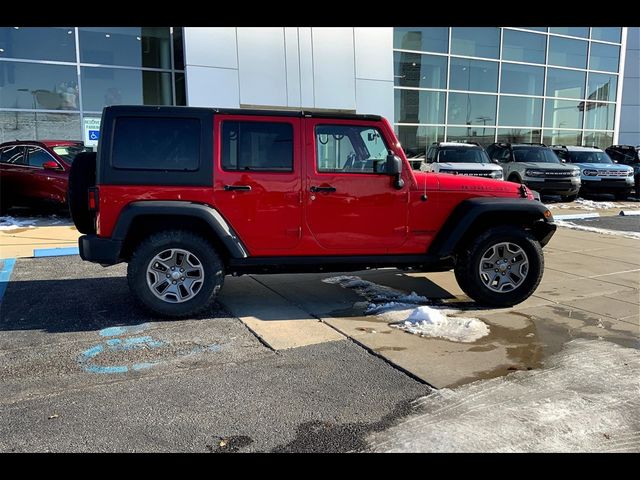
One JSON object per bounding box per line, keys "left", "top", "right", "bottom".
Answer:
{"left": 0, "top": 276, "right": 230, "bottom": 333}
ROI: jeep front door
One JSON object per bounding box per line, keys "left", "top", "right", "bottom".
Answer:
{"left": 304, "top": 119, "right": 409, "bottom": 253}
{"left": 213, "top": 115, "right": 302, "bottom": 254}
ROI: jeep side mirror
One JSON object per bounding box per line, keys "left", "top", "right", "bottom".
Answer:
{"left": 42, "top": 161, "right": 61, "bottom": 171}
{"left": 386, "top": 151, "right": 405, "bottom": 190}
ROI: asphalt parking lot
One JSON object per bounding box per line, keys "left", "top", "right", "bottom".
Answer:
{"left": 0, "top": 202, "right": 639, "bottom": 452}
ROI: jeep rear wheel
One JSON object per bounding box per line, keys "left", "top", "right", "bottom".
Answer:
{"left": 454, "top": 226, "right": 544, "bottom": 307}
{"left": 127, "top": 230, "right": 224, "bottom": 318}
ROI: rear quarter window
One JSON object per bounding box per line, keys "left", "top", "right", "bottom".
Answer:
{"left": 111, "top": 117, "right": 200, "bottom": 171}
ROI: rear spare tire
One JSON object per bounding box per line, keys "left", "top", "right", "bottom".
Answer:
{"left": 68, "top": 151, "right": 97, "bottom": 234}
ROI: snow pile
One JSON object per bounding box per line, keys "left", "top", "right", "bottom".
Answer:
{"left": 394, "top": 306, "right": 490, "bottom": 343}
{"left": 322, "top": 275, "right": 490, "bottom": 343}
{"left": 556, "top": 220, "right": 640, "bottom": 240}
{"left": 0, "top": 216, "right": 37, "bottom": 230}
{"left": 574, "top": 198, "right": 616, "bottom": 210}
{"left": 366, "top": 339, "right": 640, "bottom": 452}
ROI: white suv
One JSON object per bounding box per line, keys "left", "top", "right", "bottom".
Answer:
{"left": 424, "top": 142, "right": 503, "bottom": 179}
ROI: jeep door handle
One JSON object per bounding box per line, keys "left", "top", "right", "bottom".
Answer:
{"left": 310, "top": 186, "right": 336, "bottom": 193}
{"left": 224, "top": 185, "right": 252, "bottom": 191}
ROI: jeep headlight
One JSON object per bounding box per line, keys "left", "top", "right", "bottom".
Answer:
{"left": 490, "top": 170, "right": 503, "bottom": 179}
{"left": 628, "top": 170, "right": 634, "bottom": 177}
{"left": 525, "top": 169, "right": 545, "bottom": 177}
{"left": 583, "top": 169, "right": 598, "bottom": 176}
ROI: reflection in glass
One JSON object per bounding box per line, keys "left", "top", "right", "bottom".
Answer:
{"left": 173, "top": 27, "right": 184, "bottom": 70}
{"left": 591, "top": 27, "right": 621, "bottom": 43}
{"left": 393, "top": 27, "right": 448, "bottom": 53}
{"left": 548, "top": 36, "right": 587, "bottom": 69}
{"left": 0, "top": 112, "right": 81, "bottom": 143}
{"left": 589, "top": 43, "right": 620, "bottom": 72}
{"left": 0, "top": 62, "right": 79, "bottom": 110}
{"left": 499, "top": 97, "right": 542, "bottom": 127}
{"left": 582, "top": 131, "right": 613, "bottom": 149}
{"left": 0, "top": 27, "right": 76, "bottom": 62}
{"left": 502, "top": 30, "right": 546, "bottom": 64}
{"left": 394, "top": 90, "right": 446, "bottom": 124}
{"left": 500, "top": 63, "right": 544, "bottom": 96}
{"left": 546, "top": 68, "right": 585, "bottom": 99}
{"left": 81, "top": 67, "right": 172, "bottom": 111}
{"left": 447, "top": 93, "right": 497, "bottom": 126}
{"left": 543, "top": 130, "right": 582, "bottom": 147}
{"left": 515, "top": 27, "right": 547, "bottom": 32}
{"left": 175, "top": 72, "right": 186, "bottom": 106}
{"left": 584, "top": 102, "right": 615, "bottom": 130}
{"left": 446, "top": 126, "right": 496, "bottom": 148}
{"left": 451, "top": 27, "right": 500, "bottom": 59}
{"left": 544, "top": 99, "right": 584, "bottom": 129}
{"left": 79, "top": 27, "right": 171, "bottom": 69}
{"left": 549, "top": 27, "right": 589, "bottom": 38}
{"left": 587, "top": 72, "right": 617, "bottom": 102}
{"left": 395, "top": 125, "right": 444, "bottom": 161}
{"left": 393, "top": 51, "right": 447, "bottom": 89}
{"left": 497, "top": 128, "right": 542, "bottom": 144}
{"left": 449, "top": 57, "right": 498, "bottom": 93}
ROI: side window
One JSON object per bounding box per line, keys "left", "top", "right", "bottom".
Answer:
{"left": 112, "top": 117, "right": 201, "bottom": 171}
{"left": 0, "top": 146, "right": 25, "bottom": 165}
{"left": 501, "top": 148, "right": 513, "bottom": 162}
{"left": 555, "top": 150, "right": 569, "bottom": 162}
{"left": 26, "top": 147, "right": 55, "bottom": 168}
{"left": 221, "top": 121, "right": 293, "bottom": 172}
{"left": 426, "top": 147, "right": 436, "bottom": 163}
{"left": 316, "top": 125, "right": 389, "bottom": 174}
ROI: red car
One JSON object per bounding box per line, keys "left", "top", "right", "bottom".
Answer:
{"left": 0, "top": 140, "right": 91, "bottom": 213}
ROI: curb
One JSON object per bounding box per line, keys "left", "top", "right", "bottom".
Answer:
{"left": 619, "top": 210, "right": 640, "bottom": 216}
{"left": 553, "top": 213, "right": 600, "bottom": 220}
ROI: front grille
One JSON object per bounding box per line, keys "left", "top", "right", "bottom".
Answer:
{"left": 596, "top": 170, "right": 628, "bottom": 177}
{"left": 443, "top": 170, "right": 493, "bottom": 177}
{"left": 543, "top": 170, "right": 575, "bottom": 178}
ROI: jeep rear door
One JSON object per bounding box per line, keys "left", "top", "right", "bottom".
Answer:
{"left": 304, "top": 118, "right": 409, "bottom": 252}
{"left": 213, "top": 114, "right": 303, "bottom": 254}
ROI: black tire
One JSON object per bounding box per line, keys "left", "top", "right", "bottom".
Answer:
{"left": 0, "top": 199, "right": 10, "bottom": 215}
{"left": 68, "top": 152, "right": 97, "bottom": 234}
{"left": 454, "top": 226, "right": 544, "bottom": 308}
{"left": 614, "top": 190, "right": 631, "bottom": 201}
{"left": 127, "top": 230, "right": 224, "bottom": 318}
{"left": 561, "top": 194, "right": 578, "bottom": 202}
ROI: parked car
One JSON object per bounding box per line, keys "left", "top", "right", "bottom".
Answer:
{"left": 69, "top": 105, "right": 556, "bottom": 318}
{"left": 423, "top": 142, "right": 503, "bottom": 180}
{"left": 486, "top": 142, "right": 581, "bottom": 201}
{"left": 605, "top": 145, "right": 640, "bottom": 198}
{"left": 0, "top": 140, "right": 92, "bottom": 213}
{"left": 551, "top": 145, "right": 634, "bottom": 200}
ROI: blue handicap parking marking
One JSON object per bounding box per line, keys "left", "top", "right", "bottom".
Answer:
{"left": 77, "top": 323, "right": 223, "bottom": 374}
{"left": 0, "top": 258, "right": 16, "bottom": 306}
{"left": 88, "top": 130, "right": 100, "bottom": 141}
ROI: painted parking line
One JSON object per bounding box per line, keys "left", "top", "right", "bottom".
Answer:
{"left": 0, "top": 258, "right": 16, "bottom": 305}
{"left": 33, "top": 246, "right": 79, "bottom": 257}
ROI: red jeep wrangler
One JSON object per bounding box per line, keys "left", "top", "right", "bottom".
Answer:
{"left": 69, "top": 106, "right": 556, "bottom": 318}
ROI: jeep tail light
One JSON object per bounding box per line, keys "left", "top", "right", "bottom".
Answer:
{"left": 88, "top": 187, "right": 99, "bottom": 212}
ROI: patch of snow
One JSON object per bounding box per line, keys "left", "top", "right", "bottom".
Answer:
{"left": 556, "top": 220, "right": 640, "bottom": 240}
{"left": 0, "top": 216, "right": 36, "bottom": 230}
{"left": 574, "top": 198, "right": 616, "bottom": 210}
{"left": 393, "top": 306, "right": 490, "bottom": 343}
{"left": 322, "top": 275, "right": 490, "bottom": 343}
{"left": 366, "top": 339, "right": 640, "bottom": 452}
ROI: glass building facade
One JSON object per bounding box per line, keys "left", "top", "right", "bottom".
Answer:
{"left": 393, "top": 27, "right": 624, "bottom": 159}
{"left": 0, "top": 27, "right": 185, "bottom": 145}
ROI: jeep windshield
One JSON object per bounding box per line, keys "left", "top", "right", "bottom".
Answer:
{"left": 437, "top": 147, "right": 491, "bottom": 164}
{"left": 53, "top": 145, "right": 92, "bottom": 163}
{"left": 513, "top": 147, "right": 560, "bottom": 163}
{"left": 568, "top": 151, "right": 613, "bottom": 164}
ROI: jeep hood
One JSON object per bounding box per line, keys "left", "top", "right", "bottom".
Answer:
{"left": 413, "top": 171, "right": 522, "bottom": 195}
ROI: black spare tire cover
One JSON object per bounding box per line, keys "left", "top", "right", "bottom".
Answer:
{"left": 68, "top": 151, "right": 97, "bottom": 234}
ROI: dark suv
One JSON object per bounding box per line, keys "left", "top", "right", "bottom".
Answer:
{"left": 605, "top": 145, "right": 640, "bottom": 198}
{"left": 69, "top": 105, "right": 556, "bottom": 317}
{"left": 0, "top": 140, "right": 91, "bottom": 213}
{"left": 486, "top": 142, "right": 581, "bottom": 201}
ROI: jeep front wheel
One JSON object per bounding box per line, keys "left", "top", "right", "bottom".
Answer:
{"left": 127, "top": 230, "right": 224, "bottom": 318}
{"left": 454, "top": 226, "right": 544, "bottom": 307}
